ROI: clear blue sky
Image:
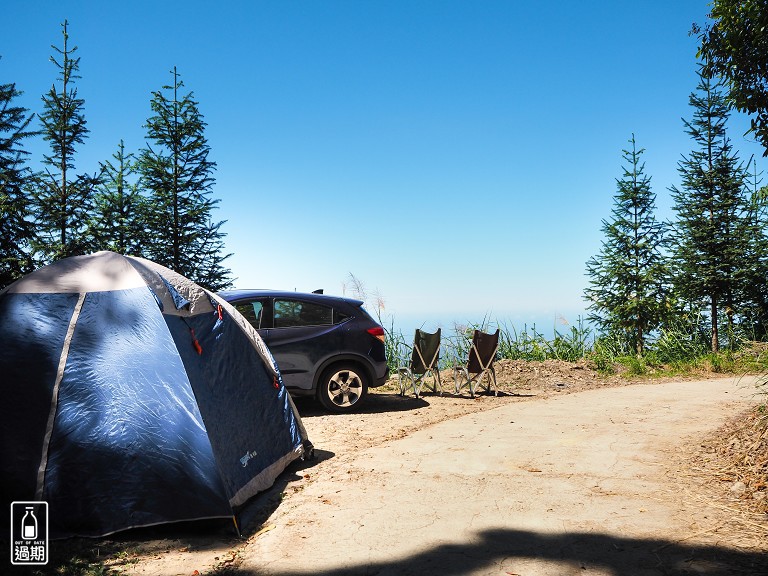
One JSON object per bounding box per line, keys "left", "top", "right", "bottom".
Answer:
{"left": 2, "top": 1, "right": 764, "bottom": 335}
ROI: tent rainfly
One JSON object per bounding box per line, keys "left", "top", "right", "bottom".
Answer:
{"left": 0, "top": 251, "right": 310, "bottom": 539}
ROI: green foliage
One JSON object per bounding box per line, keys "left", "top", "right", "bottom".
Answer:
{"left": 756, "top": 375, "right": 768, "bottom": 428}
{"left": 0, "top": 73, "right": 36, "bottom": 288}
{"left": 88, "top": 140, "right": 149, "bottom": 256}
{"left": 383, "top": 314, "right": 768, "bottom": 383}
{"left": 652, "top": 312, "right": 711, "bottom": 365}
{"left": 697, "top": 0, "right": 768, "bottom": 156}
{"left": 584, "top": 135, "right": 669, "bottom": 355}
{"left": 1, "top": 23, "right": 234, "bottom": 280}
{"left": 383, "top": 316, "right": 410, "bottom": 374}
{"left": 704, "top": 352, "right": 728, "bottom": 373}
{"left": 618, "top": 354, "right": 649, "bottom": 376}
{"left": 496, "top": 318, "right": 592, "bottom": 362}
{"left": 138, "top": 67, "right": 231, "bottom": 290}
{"left": 33, "top": 20, "right": 100, "bottom": 262}
{"left": 400, "top": 316, "right": 595, "bottom": 368}
{"left": 739, "top": 158, "right": 768, "bottom": 340}
{"left": 670, "top": 65, "right": 756, "bottom": 353}
{"left": 588, "top": 334, "right": 628, "bottom": 374}
{"left": 733, "top": 342, "right": 768, "bottom": 374}
{"left": 549, "top": 318, "right": 592, "bottom": 361}
{"left": 51, "top": 557, "right": 111, "bottom": 576}
{"left": 498, "top": 322, "right": 549, "bottom": 362}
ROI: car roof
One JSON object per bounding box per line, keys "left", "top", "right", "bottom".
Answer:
{"left": 218, "top": 289, "right": 365, "bottom": 307}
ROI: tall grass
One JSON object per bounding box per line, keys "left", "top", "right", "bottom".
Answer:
{"left": 381, "top": 313, "right": 768, "bottom": 378}
{"left": 382, "top": 316, "right": 411, "bottom": 374}
{"left": 652, "top": 312, "right": 711, "bottom": 365}
{"left": 384, "top": 315, "right": 595, "bottom": 371}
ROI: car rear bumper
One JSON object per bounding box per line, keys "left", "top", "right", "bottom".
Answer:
{"left": 371, "top": 365, "right": 389, "bottom": 388}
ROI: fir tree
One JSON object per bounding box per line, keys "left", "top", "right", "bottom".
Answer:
{"left": 0, "top": 75, "right": 36, "bottom": 287}
{"left": 738, "top": 157, "right": 768, "bottom": 338}
{"left": 34, "top": 20, "right": 99, "bottom": 262}
{"left": 584, "top": 135, "right": 668, "bottom": 355}
{"left": 89, "top": 140, "right": 149, "bottom": 256}
{"left": 138, "top": 67, "right": 231, "bottom": 290}
{"left": 670, "top": 65, "right": 753, "bottom": 352}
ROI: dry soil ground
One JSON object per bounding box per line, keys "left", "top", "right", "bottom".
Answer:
{"left": 35, "top": 361, "right": 768, "bottom": 575}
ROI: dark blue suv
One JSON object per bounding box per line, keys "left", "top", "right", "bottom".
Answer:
{"left": 219, "top": 289, "right": 389, "bottom": 412}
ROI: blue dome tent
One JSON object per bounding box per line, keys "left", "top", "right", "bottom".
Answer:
{"left": 0, "top": 251, "right": 309, "bottom": 538}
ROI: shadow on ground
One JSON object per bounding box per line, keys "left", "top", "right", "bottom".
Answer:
{"left": 235, "top": 448, "right": 335, "bottom": 534}
{"left": 220, "top": 527, "right": 768, "bottom": 575}
{"left": 293, "top": 392, "right": 429, "bottom": 417}
{"left": 26, "top": 525, "right": 766, "bottom": 576}
{"left": 294, "top": 388, "right": 537, "bottom": 419}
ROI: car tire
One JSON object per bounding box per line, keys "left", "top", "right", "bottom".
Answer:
{"left": 317, "top": 363, "right": 368, "bottom": 412}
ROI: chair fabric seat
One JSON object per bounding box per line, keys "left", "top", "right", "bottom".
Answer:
{"left": 454, "top": 328, "right": 500, "bottom": 398}
{"left": 397, "top": 328, "right": 442, "bottom": 398}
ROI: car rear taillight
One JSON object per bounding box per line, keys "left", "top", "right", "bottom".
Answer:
{"left": 366, "top": 326, "right": 385, "bottom": 342}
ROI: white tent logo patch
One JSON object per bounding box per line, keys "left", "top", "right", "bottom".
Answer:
{"left": 240, "top": 450, "right": 259, "bottom": 467}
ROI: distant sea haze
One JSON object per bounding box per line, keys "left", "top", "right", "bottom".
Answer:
{"left": 380, "top": 310, "right": 590, "bottom": 341}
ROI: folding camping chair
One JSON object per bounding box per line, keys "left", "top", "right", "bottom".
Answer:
{"left": 454, "top": 328, "right": 500, "bottom": 398}
{"left": 397, "top": 328, "right": 443, "bottom": 398}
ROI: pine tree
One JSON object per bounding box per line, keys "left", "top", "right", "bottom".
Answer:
{"left": 34, "top": 20, "right": 99, "bottom": 262}
{"left": 584, "top": 135, "right": 668, "bottom": 355}
{"left": 89, "top": 140, "right": 149, "bottom": 256}
{"left": 670, "top": 65, "right": 753, "bottom": 352}
{"left": 0, "top": 75, "right": 36, "bottom": 288}
{"left": 138, "top": 67, "right": 231, "bottom": 290}
{"left": 738, "top": 158, "right": 768, "bottom": 338}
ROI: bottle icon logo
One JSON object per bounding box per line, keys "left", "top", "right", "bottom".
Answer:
{"left": 22, "top": 507, "right": 37, "bottom": 540}
{"left": 10, "top": 501, "right": 48, "bottom": 565}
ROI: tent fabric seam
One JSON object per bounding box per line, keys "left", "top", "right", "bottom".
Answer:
{"left": 35, "top": 291, "right": 87, "bottom": 500}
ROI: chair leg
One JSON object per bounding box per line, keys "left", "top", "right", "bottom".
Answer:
{"left": 479, "top": 369, "right": 489, "bottom": 395}
{"left": 474, "top": 367, "right": 498, "bottom": 396}
{"left": 424, "top": 368, "right": 441, "bottom": 396}
{"left": 469, "top": 374, "right": 478, "bottom": 399}
{"left": 416, "top": 372, "right": 428, "bottom": 396}
{"left": 454, "top": 366, "right": 468, "bottom": 395}
{"left": 453, "top": 367, "right": 497, "bottom": 398}
{"left": 397, "top": 368, "right": 413, "bottom": 397}
{"left": 414, "top": 369, "right": 441, "bottom": 397}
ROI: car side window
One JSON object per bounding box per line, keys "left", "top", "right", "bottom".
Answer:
{"left": 274, "top": 299, "right": 332, "bottom": 328}
{"left": 234, "top": 301, "right": 264, "bottom": 330}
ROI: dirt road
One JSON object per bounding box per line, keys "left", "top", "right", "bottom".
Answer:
{"left": 235, "top": 377, "right": 765, "bottom": 575}
{"left": 116, "top": 375, "right": 767, "bottom": 575}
